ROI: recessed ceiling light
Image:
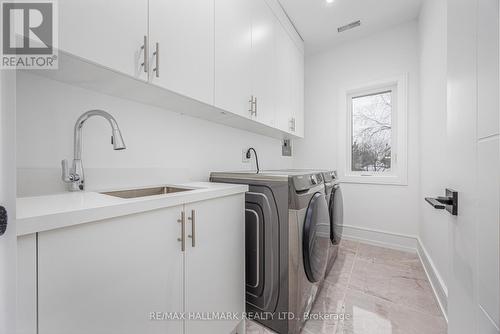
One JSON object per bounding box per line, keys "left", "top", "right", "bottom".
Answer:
{"left": 326, "top": 0, "right": 335, "bottom": 3}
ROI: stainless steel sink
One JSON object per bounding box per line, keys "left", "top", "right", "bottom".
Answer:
{"left": 101, "top": 186, "right": 193, "bottom": 199}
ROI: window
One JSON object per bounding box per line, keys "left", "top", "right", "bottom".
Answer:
{"left": 339, "top": 75, "right": 407, "bottom": 185}
{"left": 351, "top": 89, "right": 394, "bottom": 173}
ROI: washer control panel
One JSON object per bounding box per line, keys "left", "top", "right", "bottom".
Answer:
{"left": 292, "top": 173, "right": 324, "bottom": 192}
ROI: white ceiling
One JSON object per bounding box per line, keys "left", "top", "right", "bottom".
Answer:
{"left": 279, "top": 0, "right": 423, "bottom": 55}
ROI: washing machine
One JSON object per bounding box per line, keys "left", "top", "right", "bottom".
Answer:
{"left": 210, "top": 171, "right": 330, "bottom": 334}
{"left": 267, "top": 169, "right": 344, "bottom": 276}
{"left": 321, "top": 170, "right": 344, "bottom": 275}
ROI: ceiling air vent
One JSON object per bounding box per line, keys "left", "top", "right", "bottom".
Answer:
{"left": 337, "top": 20, "right": 361, "bottom": 33}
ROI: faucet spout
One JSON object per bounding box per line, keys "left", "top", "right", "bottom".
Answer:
{"left": 74, "top": 110, "right": 126, "bottom": 160}
{"left": 62, "top": 110, "right": 126, "bottom": 191}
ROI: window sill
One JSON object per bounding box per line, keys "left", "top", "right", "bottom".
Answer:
{"left": 340, "top": 174, "right": 408, "bottom": 186}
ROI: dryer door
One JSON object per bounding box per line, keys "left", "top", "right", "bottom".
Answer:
{"left": 329, "top": 184, "right": 344, "bottom": 245}
{"left": 245, "top": 187, "right": 280, "bottom": 313}
{"left": 303, "top": 192, "right": 330, "bottom": 283}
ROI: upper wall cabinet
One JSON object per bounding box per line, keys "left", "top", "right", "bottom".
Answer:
{"left": 149, "top": 0, "right": 215, "bottom": 105}
{"left": 272, "top": 9, "right": 305, "bottom": 137}
{"left": 55, "top": 0, "right": 304, "bottom": 139}
{"left": 250, "top": 0, "right": 277, "bottom": 127}
{"left": 215, "top": 0, "right": 303, "bottom": 133}
{"left": 214, "top": 0, "right": 253, "bottom": 118}
{"left": 59, "top": 0, "right": 148, "bottom": 80}
{"left": 275, "top": 21, "right": 295, "bottom": 133}
{"left": 291, "top": 42, "right": 305, "bottom": 137}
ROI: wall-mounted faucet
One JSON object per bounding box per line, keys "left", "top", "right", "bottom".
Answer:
{"left": 62, "top": 110, "right": 126, "bottom": 191}
{"left": 246, "top": 147, "right": 260, "bottom": 174}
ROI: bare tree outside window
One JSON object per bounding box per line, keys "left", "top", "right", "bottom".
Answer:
{"left": 351, "top": 91, "right": 392, "bottom": 172}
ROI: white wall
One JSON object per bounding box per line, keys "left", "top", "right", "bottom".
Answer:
{"left": 293, "top": 21, "right": 421, "bottom": 242}
{"left": 418, "top": 0, "right": 449, "bottom": 301}
{"left": 16, "top": 72, "right": 293, "bottom": 197}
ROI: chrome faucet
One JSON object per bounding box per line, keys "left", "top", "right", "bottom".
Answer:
{"left": 61, "top": 110, "right": 126, "bottom": 191}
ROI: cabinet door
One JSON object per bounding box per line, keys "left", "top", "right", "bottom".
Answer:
{"left": 291, "top": 44, "right": 305, "bottom": 137}
{"left": 59, "top": 0, "right": 148, "bottom": 80}
{"left": 251, "top": 0, "right": 277, "bottom": 126}
{"left": 149, "top": 0, "right": 214, "bottom": 105}
{"left": 17, "top": 235, "right": 37, "bottom": 334}
{"left": 214, "top": 0, "right": 253, "bottom": 117}
{"left": 275, "top": 21, "right": 294, "bottom": 132}
{"left": 184, "top": 195, "right": 245, "bottom": 334}
{"left": 38, "top": 207, "right": 184, "bottom": 334}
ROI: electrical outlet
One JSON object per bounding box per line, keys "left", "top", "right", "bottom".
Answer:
{"left": 282, "top": 139, "right": 292, "bottom": 156}
{"left": 242, "top": 148, "right": 250, "bottom": 163}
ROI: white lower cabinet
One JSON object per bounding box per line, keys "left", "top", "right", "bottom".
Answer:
{"left": 17, "top": 235, "right": 37, "bottom": 334}
{"left": 19, "top": 195, "right": 245, "bottom": 334}
{"left": 184, "top": 196, "right": 245, "bottom": 334}
{"left": 38, "top": 206, "right": 185, "bottom": 334}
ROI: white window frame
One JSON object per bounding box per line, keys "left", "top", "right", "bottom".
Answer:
{"left": 338, "top": 74, "right": 408, "bottom": 185}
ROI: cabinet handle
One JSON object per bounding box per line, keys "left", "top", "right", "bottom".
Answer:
{"left": 249, "top": 95, "right": 254, "bottom": 116}
{"left": 254, "top": 96, "right": 258, "bottom": 117}
{"left": 249, "top": 96, "right": 257, "bottom": 117}
{"left": 177, "top": 211, "right": 185, "bottom": 252}
{"left": 188, "top": 210, "right": 196, "bottom": 247}
{"left": 290, "top": 117, "right": 296, "bottom": 132}
{"left": 153, "top": 42, "right": 159, "bottom": 78}
{"left": 141, "top": 35, "right": 148, "bottom": 73}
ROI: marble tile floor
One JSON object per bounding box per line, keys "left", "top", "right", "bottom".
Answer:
{"left": 246, "top": 240, "right": 447, "bottom": 334}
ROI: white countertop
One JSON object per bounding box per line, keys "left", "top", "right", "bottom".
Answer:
{"left": 16, "top": 182, "right": 248, "bottom": 236}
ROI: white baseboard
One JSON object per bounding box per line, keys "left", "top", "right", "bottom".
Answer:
{"left": 342, "top": 224, "right": 418, "bottom": 253}
{"left": 341, "top": 224, "right": 448, "bottom": 321}
{"left": 416, "top": 238, "right": 448, "bottom": 322}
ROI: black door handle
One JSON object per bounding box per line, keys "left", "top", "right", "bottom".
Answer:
{"left": 425, "top": 197, "right": 446, "bottom": 209}
{"left": 0, "top": 206, "right": 7, "bottom": 236}
{"left": 425, "top": 189, "right": 458, "bottom": 216}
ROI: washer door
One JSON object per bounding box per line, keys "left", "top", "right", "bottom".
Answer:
{"left": 303, "top": 192, "right": 330, "bottom": 283}
{"left": 329, "top": 184, "right": 344, "bottom": 245}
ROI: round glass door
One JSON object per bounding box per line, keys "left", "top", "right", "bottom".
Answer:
{"left": 303, "top": 192, "right": 330, "bottom": 283}
{"left": 329, "top": 184, "right": 344, "bottom": 245}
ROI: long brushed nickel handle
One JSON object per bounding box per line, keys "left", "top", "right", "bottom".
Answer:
{"left": 249, "top": 95, "right": 254, "bottom": 115}
{"left": 188, "top": 210, "right": 196, "bottom": 247}
{"left": 153, "top": 42, "right": 159, "bottom": 78}
{"left": 141, "top": 36, "right": 148, "bottom": 73}
{"left": 254, "top": 96, "right": 258, "bottom": 117}
{"left": 177, "top": 211, "right": 185, "bottom": 252}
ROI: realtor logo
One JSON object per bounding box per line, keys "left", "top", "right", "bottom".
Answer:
{"left": 1, "top": 0, "right": 58, "bottom": 69}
